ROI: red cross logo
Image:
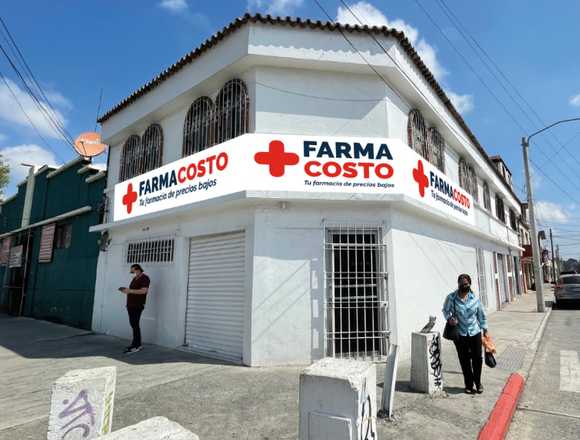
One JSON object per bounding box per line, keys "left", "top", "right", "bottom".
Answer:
{"left": 122, "top": 183, "right": 138, "bottom": 214}
{"left": 254, "top": 140, "right": 299, "bottom": 177}
{"left": 412, "top": 160, "right": 429, "bottom": 197}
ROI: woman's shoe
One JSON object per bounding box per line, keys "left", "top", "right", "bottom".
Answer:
{"left": 476, "top": 384, "right": 484, "bottom": 394}
{"left": 464, "top": 387, "right": 475, "bottom": 394}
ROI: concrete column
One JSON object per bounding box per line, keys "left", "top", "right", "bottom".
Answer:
{"left": 299, "top": 358, "right": 377, "bottom": 440}
{"left": 410, "top": 332, "right": 443, "bottom": 394}
{"left": 100, "top": 417, "right": 198, "bottom": 440}
{"left": 47, "top": 367, "right": 116, "bottom": 440}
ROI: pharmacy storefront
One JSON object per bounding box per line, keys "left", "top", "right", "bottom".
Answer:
{"left": 92, "top": 133, "right": 511, "bottom": 366}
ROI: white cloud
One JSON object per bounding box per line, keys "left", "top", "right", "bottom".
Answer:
{"left": 0, "top": 78, "right": 68, "bottom": 139}
{"left": 446, "top": 90, "right": 474, "bottom": 114}
{"left": 159, "top": 0, "right": 188, "bottom": 13}
{"left": 249, "top": 0, "right": 304, "bottom": 16}
{"left": 569, "top": 94, "right": 580, "bottom": 107}
{"left": 336, "top": 1, "right": 447, "bottom": 80}
{"left": 0, "top": 144, "right": 60, "bottom": 184}
{"left": 535, "top": 201, "right": 570, "bottom": 224}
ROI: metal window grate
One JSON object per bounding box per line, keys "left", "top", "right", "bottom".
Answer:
{"left": 119, "top": 124, "right": 163, "bottom": 182}
{"left": 427, "top": 127, "right": 445, "bottom": 172}
{"left": 324, "top": 225, "right": 389, "bottom": 361}
{"left": 213, "top": 79, "right": 249, "bottom": 145}
{"left": 183, "top": 96, "right": 214, "bottom": 156}
{"left": 126, "top": 238, "right": 175, "bottom": 264}
{"left": 483, "top": 181, "right": 491, "bottom": 211}
{"left": 408, "top": 109, "right": 428, "bottom": 159}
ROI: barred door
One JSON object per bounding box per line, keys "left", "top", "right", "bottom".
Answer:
{"left": 325, "top": 226, "right": 389, "bottom": 361}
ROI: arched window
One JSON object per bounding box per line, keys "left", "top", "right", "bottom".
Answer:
{"left": 407, "top": 109, "right": 428, "bottom": 159}
{"left": 427, "top": 127, "right": 445, "bottom": 172}
{"left": 483, "top": 181, "right": 491, "bottom": 210}
{"left": 119, "top": 135, "right": 140, "bottom": 182}
{"left": 140, "top": 123, "right": 163, "bottom": 175}
{"left": 183, "top": 96, "right": 214, "bottom": 156}
{"left": 214, "top": 79, "right": 249, "bottom": 145}
{"left": 468, "top": 165, "right": 479, "bottom": 202}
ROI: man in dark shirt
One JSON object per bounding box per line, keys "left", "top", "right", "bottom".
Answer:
{"left": 119, "top": 264, "right": 150, "bottom": 353}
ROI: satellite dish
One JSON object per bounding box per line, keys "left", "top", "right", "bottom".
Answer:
{"left": 74, "top": 132, "right": 107, "bottom": 158}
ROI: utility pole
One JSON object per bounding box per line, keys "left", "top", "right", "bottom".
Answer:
{"left": 550, "top": 228, "right": 556, "bottom": 284}
{"left": 556, "top": 245, "right": 560, "bottom": 279}
{"left": 521, "top": 118, "right": 580, "bottom": 312}
{"left": 522, "top": 137, "right": 545, "bottom": 312}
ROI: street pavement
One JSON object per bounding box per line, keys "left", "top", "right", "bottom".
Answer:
{"left": 507, "top": 302, "right": 580, "bottom": 440}
{"left": 0, "top": 290, "right": 552, "bottom": 439}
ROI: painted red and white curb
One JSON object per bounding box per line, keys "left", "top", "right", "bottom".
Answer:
{"left": 477, "top": 373, "right": 525, "bottom": 440}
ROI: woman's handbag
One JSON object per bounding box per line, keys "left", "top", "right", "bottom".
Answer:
{"left": 443, "top": 297, "right": 459, "bottom": 341}
{"left": 485, "top": 352, "right": 497, "bottom": 368}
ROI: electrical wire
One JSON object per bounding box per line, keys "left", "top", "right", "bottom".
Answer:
{"left": 0, "top": 17, "right": 82, "bottom": 155}
{"left": 434, "top": 0, "right": 580, "bottom": 171}
{"left": 412, "top": 0, "right": 580, "bottom": 190}
{"left": 0, "top": 69, "right": 65, "bottom": 163}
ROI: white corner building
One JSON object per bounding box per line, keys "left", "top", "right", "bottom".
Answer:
{"left": 91, "top": 14, "right": 524, "bottom": 366}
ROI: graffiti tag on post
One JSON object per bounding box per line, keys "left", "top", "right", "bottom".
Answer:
{"left": 58, "top": 389, "right": 96, "bottom": 439}
{"left": 428, "top": 333, "right": 443, "bottom": 389}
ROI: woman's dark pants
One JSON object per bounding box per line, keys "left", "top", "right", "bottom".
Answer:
{"left": 453, "top": 332, "right": 483, "bottom": 389}
{"left": 127, "top": 306, "right": 144, "bottom": 347}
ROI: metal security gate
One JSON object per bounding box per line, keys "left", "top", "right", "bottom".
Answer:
{"left": 184, "top": 231, "right": 246, "bottom": 363}
{"left": 325, "top": 226, "right": 389, "bottom": 361}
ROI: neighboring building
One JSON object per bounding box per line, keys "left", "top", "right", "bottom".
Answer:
{"left": 490, "top": 154, "right": 525, "bottom": 298}
{"left": 0, "top": 159, "right": 106, "bottom": 329}
{"left": 91, "top": 14, "right": 522, "bottom": 366}
{"left": 519, "top": 202, "right": 534, "bottom": 290}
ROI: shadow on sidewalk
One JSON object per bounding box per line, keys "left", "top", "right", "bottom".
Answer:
{"left": 0, "top": 313, "right": 232, "bottom": 368}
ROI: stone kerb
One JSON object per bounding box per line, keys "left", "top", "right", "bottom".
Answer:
{"left": 47, "top": 366, "right": 116, "bottom": 440}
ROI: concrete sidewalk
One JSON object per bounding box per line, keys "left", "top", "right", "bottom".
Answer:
{"left": 0, "top": 289, "right": 551, "bottom": 440}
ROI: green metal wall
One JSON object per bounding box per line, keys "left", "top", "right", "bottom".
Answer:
{"left": 0, "top": 162, "right": 105, "bottom": 327}
{"left": 0, "top": 183, "right": 26, "bottom": 233}
{"left": 14, "top": 161, "right": 106, "bottom": 329}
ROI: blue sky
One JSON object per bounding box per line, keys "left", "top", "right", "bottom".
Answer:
{"left": 1, "top": 0, "right": 580, "bottom": 257}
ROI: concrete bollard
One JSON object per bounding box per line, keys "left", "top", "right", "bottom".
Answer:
{"left": 47, "top": 367, "right": 116, "bottom": 440}
{"left": 299, "top": 358, "right": 377, "bottom": 440}
{"left": 410, "top": 332, "right": 443, "bottom": 394}
{"left": 99, "top": 417, "right": 199, "bottom": 440}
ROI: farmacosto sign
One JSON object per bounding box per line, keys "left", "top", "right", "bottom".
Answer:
{"left": 114, "top": 134, "right": 474, "bottom": 225}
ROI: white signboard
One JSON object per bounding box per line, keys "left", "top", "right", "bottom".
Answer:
{"left": 114, "top": 134, "right": 474, "bottom": 225}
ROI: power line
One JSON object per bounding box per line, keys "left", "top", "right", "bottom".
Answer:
{"left": 434, "top": 0, "right": 580, "bottom": 171}
{"left": 0, "top": 17, "right": 82, "bottom": 155}
{"left": 318, "top": 0, "right": 526, "bottom": 205}
{"left": 412, "top": 0, "right": 580, "bottom": 188}
{"left": 0, "top": 69, "right": 65, "bottom": 163}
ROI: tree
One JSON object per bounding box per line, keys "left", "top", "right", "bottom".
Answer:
{"left": 0, "top": 156, "right": 9, "bottom": 197}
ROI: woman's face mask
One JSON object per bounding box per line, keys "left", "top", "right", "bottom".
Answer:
{"left": 459, "top": 279, "right": 470, "bottom": 293}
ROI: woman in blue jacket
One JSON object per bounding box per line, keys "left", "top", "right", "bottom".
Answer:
{"left": 443, "top": 273, "right": 488, "bottom": 394}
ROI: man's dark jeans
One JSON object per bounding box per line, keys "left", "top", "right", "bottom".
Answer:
{"left": 127, "top": 306, "right": 144, "bottom": 347}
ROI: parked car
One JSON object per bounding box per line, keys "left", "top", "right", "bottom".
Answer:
{"left": 559, "top": 270, "right": 577, "bottom": 275}
{"left": 554, "top": 274, "right": 580, "bottom": 308}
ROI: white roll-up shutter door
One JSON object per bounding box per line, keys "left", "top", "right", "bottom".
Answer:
{"left": 185, "top": 231, "right": 246, "bottom": 363}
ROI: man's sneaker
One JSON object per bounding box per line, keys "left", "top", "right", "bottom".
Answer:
{"left": 124, "top": 346, "right": 143, "bottom": 354}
